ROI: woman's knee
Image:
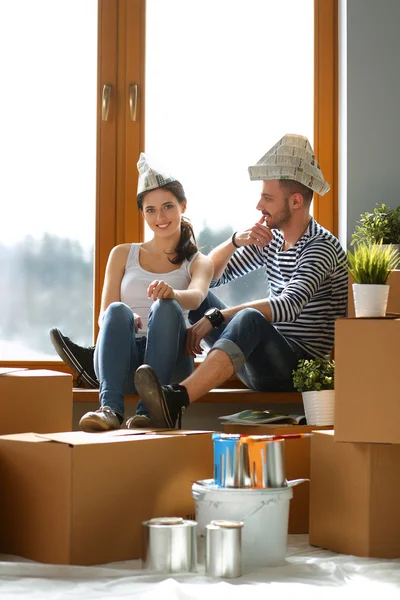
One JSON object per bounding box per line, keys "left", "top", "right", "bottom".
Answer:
{"left": 104, "top": 301, "right": 133, "bottom": 323}
{"left": 149, "top": 298, "right": 182, "bottom": 320}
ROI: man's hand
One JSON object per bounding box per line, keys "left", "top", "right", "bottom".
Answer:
{"left": 147, "top": 280, "right": 176, "bottom": 301}
{"left": 234, "top": 215, "right": 274, "bottom": 248}
{"left": 185, "top": 317, "right": 213, "bottom": 358}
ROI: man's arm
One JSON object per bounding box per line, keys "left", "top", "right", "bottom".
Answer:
{"left": 220, "top": 299, "right": 273, "bottom": 323}
{"left": 218, "top": 240, "right": 339, "bottom": 326}
{"left": 209, "top": 217, "right": 274, "bottom": 280}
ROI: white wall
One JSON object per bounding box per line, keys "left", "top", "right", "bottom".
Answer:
{"left": 339, "top": 0, "right": 400, "bottom": 248}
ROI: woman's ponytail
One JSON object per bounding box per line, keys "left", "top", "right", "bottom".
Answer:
{"left": 169, "top": 216, "right": 198, "bottom": 265}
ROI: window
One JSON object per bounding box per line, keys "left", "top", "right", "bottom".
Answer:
{"left": 0, "top": 0, "right": 98, "bottom": 360}
{"left": 0, "top": 0, "right": 337, "bottom": 370}
{"left": 145, "top": 0, "right": 314, "bottom": 305}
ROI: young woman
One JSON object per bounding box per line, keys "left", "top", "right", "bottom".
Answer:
{"left": 79, "top": 154, "right": 213, "bottom": 432}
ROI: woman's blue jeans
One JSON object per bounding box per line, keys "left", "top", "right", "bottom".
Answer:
{"left": 94, "top": 300, "right": 194, "bottom": 418}
{"left": 188, "top": 292, "right": 308, "bottom": 392}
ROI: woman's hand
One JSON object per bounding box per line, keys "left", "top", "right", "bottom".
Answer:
{"left": 133, "top": 313, "right": 143, "bottom": 332}
{"left": 185, "top": 317, "right": 213, "bottom": 358}
{"left": 147, "top": 280, "right": 176, "bottom": 301}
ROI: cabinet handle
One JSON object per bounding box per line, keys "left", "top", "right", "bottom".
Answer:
{"left": 129, "top": 83, "right": 138, "bottom": 121}
{"left": 101, "top": 84, "right": 112, "bottom": 121}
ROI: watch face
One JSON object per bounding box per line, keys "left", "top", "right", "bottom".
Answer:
{"left": 205, "top": 308, "right": 223, "bottom": 328}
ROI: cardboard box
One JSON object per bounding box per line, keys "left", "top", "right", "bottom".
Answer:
{"left": 348, "top": 270, "right": 400, "bottom": 316}
{"left": 223, "top": 423, "right": 332, "bottom": 533}
{"left": 0, "top": 369, "right": 73, "bottom": 434}
{"left": 309, "top": 430, "right": 400, "bottom": 558}
{"left": 335, "top": 318, "right": 400, "bottom": 444}
{"left": 0, "top": 429, "right": 213, "bottom": 565}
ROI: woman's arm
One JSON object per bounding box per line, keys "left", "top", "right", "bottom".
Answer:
{"left": 98, "top": 244, "right": 130, "bottom": 327}
{"left": 174, "top": 254, "right": 214, "bottom": 309}
{"left": 147, "top": 254, "right": 214, "bottom": 310}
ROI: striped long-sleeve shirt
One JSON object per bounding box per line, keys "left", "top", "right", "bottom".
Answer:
{"left": 211, "top": 218, "right": 348, "bottom": 358}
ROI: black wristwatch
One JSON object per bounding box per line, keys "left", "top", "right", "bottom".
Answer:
{"left": 204, "top": 307, "right": 225, "bottom": 329}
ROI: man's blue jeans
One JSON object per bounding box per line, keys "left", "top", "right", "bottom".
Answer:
{"left": 94, "top": 300, "right": 194, "bottom": 418}
{"left": 189, "top": 292, "right": 308, "bottom": 392}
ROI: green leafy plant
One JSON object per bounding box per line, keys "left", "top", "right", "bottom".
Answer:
{"left": 346, "top": 242, "right": 398, "bottom": 284}
{"left": 292, "top": 356, "right": 334, "bottom": 392}
{"left": 351, "top": 203, "right": 400, "bottom": 245}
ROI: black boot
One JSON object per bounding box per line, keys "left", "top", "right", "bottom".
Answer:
{"left": 134, "top": 365, "right": 190, "bottom": 429}
{"left": 50, "top": 328, "right": 98, "bottom": 388}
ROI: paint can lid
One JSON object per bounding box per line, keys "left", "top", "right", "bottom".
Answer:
{"left": 210, "top": 520, "right": 244, "bottom": 529}
{"left": 148, "top": 517, "right": 184, "bottom": 526}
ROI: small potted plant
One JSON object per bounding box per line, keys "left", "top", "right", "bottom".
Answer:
{"left": 346, "top": 242, "right": 399, "bottom": 317}
{"left": 292, "top": 356, "right": 335, "bottom": 426}
{"left": 351, "top": 203, "right": 400, "bottom": 267}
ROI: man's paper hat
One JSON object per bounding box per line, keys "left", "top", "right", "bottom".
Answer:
{"left": 248, "top": 134, "right": 330, "bottom": 196}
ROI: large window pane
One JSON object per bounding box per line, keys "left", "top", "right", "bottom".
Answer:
{"left": 0, "top": 1, "right": 97, "bottom": 359}
{"left": 145, "top": 0, "right": 313, "bottom": 304}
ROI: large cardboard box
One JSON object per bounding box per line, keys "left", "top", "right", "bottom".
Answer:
{"left": 0, "top": 429, "right": 213, "bottom": 565}
{"left": 335, "top": 318, "right": 400, "bottom": 443}
{"left": 309, "top": 430, "right": 400, "bottom": 558}
{"left": 223, "top": 423, "right": 332, "bottom": 533}
{"left": 348, "top": 270, "right": 400, "bottom": 316}
{"left": 0, "top": 369, "right": 73, "bottom": 434}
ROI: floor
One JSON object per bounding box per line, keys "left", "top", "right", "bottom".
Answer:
{"left": 1, "top": 535, "right": 399, "bottom": 599}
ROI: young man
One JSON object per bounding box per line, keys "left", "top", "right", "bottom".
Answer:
{"left": 132, "top": 134, "right": 348, "bottom": 428}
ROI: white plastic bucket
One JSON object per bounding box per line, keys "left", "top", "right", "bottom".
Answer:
{"left": 302, "top": 389, "right": 335, "bottom": 426}
{"left": 192, "top": 479, "right": 296, "bottom": 568}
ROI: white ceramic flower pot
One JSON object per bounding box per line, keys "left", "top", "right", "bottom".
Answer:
{"left": 352, "top": 283, "right": 390, "bottom": 318}
{"left": 302, "top": 389, "right": 335, "bottom": 426}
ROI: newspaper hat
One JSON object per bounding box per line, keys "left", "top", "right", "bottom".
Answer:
{"left": 248, "top": 134, "right": 330, "bottom": 196}
{"left": 137, "top": 152, "right": 177, "bottom": 195}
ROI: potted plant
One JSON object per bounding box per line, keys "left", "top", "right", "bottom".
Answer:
{"left": 351, "top": 203, "right": 400, "bottom": 267}
{"left": 346, "top": 242, "right": 399, "bottom": 317}
{"left": 292, "top": 356, "right": 335, "bottom": 426}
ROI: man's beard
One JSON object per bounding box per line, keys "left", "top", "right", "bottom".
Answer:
{"left": 269, "top": 197, "right": 291, "bottom": 229}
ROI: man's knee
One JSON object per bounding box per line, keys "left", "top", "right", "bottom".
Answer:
{"left": 230, "top": 307, "right": 267, "bottom": 328}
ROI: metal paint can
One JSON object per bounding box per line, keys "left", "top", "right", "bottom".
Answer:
{"left": 205, "top": 519, "right": 243, "bottom": 578}
{"left": 212, "top": 433, "right": 250, "bottom": 488}
{"left": 142, "top": 517, "right": 197, "bottom": 573}
{"left": 243, "top": 436, "right": 287, "bottom": 488}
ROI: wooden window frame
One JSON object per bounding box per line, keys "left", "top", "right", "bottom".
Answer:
{"left": 1, "top": 0, "right": 337, "bottom": 374}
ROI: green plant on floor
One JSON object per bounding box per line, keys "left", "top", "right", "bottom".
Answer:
{"left": 346, "top": 242, "right": 398, "bottom": 285}
{"left": 351, "top": 203, "right": 400, "bottom": 246}
{"left": 292, "top": 356, "right": 335, "bottom": 393}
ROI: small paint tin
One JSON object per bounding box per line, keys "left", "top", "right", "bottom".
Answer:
{"left": 142, "top": 517, "right": 197, "bottom": 573}
{"left": 205, "top": 519, "right": 243, "bottom": 578}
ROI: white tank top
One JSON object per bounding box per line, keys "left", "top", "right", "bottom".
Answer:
{"left": 120, "top": 243, "right": 198, "bottom": 335}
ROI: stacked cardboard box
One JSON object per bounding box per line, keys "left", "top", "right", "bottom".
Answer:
{"left": 0, "top": 429, "right": 213, "bottom": 565}
{"left": 223, "top": 423, "right": 332, "bottom": 534}
{"left": 309, "top": 316, "right": 400, "bottom": 557}
{"left": 0, "top": 369, "right": 73, "bottom": 434}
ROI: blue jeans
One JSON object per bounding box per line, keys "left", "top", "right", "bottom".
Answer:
{"left": 94, "top": 301, "right": 194, "bottom": 417}
{"left": 189, "top": 292, "right": 308, "bottom": 392}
